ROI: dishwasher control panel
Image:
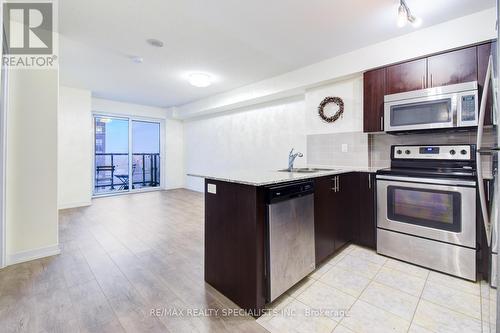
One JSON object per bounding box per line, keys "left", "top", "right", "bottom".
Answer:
{"left": 266, "top": 181, "right": 314, "bottom": 204}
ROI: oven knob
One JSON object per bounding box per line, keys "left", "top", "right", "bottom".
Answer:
{"left": 405, "top": 150, "right": 411, "bottom": 155}
{"left": 450, "top": 149, "right": 456, "bottom": 155}
{"left": 461, "top": 149, "right": 467, "bottom": 155}
{"left": 396, "top": 150, "right": 402, "bottom": 155}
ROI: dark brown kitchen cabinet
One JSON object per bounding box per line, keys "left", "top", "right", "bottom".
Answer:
{"left": 386, "top": 58, "right": 427, "bottom": 95}
{"left": 354, "top": 173, "right": 376, "bottom": 249}
{"left": 314, "top": 173, "right": 354, "bottom": 264}
{"left": 427, "top": 46, "right": 477, "bottom": 88}
{"left": 334, "top": 173, "right": 356, "bottom": 251}
{"left": 314, "top": 176, "right": 336, "bottom": 263}
{"left": 478, "top": 42, "right": 495, "bottom": 126}
{"left": 363, "top": 68, "right": 386, "bottom": 132}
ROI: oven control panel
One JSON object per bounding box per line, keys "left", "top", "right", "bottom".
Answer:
{"left": 392, "top": 145, "right": 473, "bottom": 160}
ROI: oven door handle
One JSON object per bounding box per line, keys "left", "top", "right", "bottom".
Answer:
{"left": 376, "top": 175, "right": 476, "bottom": 187}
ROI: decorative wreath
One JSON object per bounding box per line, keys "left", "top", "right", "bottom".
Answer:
{"left": 318, "top": 96, "right": 344, "bottom": 123}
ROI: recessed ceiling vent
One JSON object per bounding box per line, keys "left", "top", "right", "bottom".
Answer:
{"left": 146, "top": 38, "right": 164, "bottom": 48}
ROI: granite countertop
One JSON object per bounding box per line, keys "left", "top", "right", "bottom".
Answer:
{"left": 188, "top": 166, "right": 383, "bottom": 186}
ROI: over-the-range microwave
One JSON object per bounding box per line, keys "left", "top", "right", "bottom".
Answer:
{"left": 384, "top": 81, "right": 479, "bottom": 133}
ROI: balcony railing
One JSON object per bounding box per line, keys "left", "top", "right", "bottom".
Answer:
{"left": 95, "top": 153, "right": 160, "bottom": 192}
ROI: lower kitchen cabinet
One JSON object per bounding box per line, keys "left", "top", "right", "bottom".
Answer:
{"left": 314, "top": 176, "right": 337, "bottom": 263}
{"left": 354, "top": 172, "right": 376, "bottom": 249}
{"left": 314, "top": 172, "right": 376, "bottom": 265}
{"left": 334, "top": 173, "right": 357, "bottom": 252}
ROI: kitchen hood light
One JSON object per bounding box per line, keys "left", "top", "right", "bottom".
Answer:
{"left": 188, "top": 72, "right": 213, "bottom": 87}
{"left": 397, "top": 0, "right": 421, "bottom": 28}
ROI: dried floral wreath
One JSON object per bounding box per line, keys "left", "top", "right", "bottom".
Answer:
{"left": 318, "top": 96, "right": 344, "bottom": 123}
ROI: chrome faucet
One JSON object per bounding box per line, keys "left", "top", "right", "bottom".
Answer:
{"left": 288, "top": 148, "right": 303, "bottom": 171}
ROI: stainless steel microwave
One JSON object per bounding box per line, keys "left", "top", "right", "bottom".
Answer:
{"left": 384, "top": 81, "right": 479, "bottom": 132}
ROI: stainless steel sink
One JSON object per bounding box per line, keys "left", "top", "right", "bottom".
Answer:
{"left": 278, "top": 168, "right": 334, "bottom": 173}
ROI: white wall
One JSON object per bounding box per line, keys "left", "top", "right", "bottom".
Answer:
{"left": 305, "top": 75, "right": 364, "bottom": 134}
{"left": 184, "top": 97, "right": 307, "bottom": 191}
{"left": 6, "top": 69, "right": 59, "bottom": 262}
{"left": 183, "top": 75, "right": 368, "bottom": 191}
{"left": 58, "top": 87, "right": 92, "bottom": 209}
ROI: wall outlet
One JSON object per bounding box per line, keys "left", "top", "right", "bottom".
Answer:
{"left": 207, "top": 184, "right": 217, "bottom": 194}
{"left": 341, "top": 144, "right": 348, "bottom": 153}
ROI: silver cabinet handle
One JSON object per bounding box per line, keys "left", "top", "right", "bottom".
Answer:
{"left": 368, "top": 174, "right": 371, "bottom": 189}
{"left": 380, "top": 116, "right": 384, "bottom": 131}
{"left": 337, "top": 176, "right": 340, "bottom": 192}
{"left": 487, "top": 180, "right": 490, "bottom": 200}
{"left": 430, "top": 74, "right": 433, "bottom": 87}
{"left": 422, "top": 76, "right": 425, "bottom": 89}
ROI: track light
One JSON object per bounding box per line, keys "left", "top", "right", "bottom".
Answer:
{"left": 397, "top": 0, "right": 421, "bottom": 28}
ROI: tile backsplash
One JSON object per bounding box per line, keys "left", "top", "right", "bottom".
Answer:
{"left": 307, "top": 128, "right": 496, "bottom": 177}
{"left": 307, "top": 132, "right": 369, "bottom": 167}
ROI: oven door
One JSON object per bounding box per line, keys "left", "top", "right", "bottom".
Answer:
{"left": 377, "top": 175, "right": 476, "bottom": 248}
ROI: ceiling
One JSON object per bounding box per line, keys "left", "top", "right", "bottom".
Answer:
{"left": 59, "top": 0, "right": 495, "bottom": 108}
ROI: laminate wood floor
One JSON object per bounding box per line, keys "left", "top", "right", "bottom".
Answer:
{"left": 0, "top": 189, "right": 269, "bottom": 333}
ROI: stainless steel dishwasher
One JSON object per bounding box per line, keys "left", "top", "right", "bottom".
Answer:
{"left": 266, "top": 180, "right": 316, "bottom": 302}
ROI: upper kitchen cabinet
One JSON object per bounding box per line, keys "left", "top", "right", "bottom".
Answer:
{"left": 427, "top": 46, "right": 477, "bottom": 88}
{"left": 363, "top": 43, "right": 491, "bottom": 133}
{"left": 478, "top": 42, "right": 495, "bottom": 126}
{"left": 363, "top": 68, "right": 386, "bottom": 132}
{"left": 386, "top": 58, "right": 427, "bottom": 95}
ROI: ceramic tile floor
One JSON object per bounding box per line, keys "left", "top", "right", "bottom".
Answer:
{"left": 257, "top": 244, "right": 497, "bottom": 333}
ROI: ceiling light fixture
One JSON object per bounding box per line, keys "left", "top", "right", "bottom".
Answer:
{"left": 188, "top": 72, "right": 213, "bottom": 87}
{"left": 146, "top": 38, "right": 164, "bottom": 48}
{"left": 397, "top": 0, "right": 421, "bottom": 28}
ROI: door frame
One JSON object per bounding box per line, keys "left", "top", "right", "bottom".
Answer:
{"left": 0, "top": 0, "right": 7, "bottom": 268}
{"left": 91, "top": 112, "right": 165, "bottom": 197}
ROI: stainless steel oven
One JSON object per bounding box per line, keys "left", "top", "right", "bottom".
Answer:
{"left": 376, "top": 144, "right": 478, "bottom": 281}
{"left": 377, "top": 175, "right": 476, "bottom": 247}
{"left": 384, "top": 81, "right": 478, "bottom": 132}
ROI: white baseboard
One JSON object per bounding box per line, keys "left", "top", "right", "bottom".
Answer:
{"left": 7, "top": 244, "right": 61, "bottom": 266}
{"left": 58, "top": 200, "right": 91, "bottom": 210}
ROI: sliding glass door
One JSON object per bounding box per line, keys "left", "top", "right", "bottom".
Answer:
{"left": 132, "top": 120, "right": 160, "bottom": 190}
{"left": 93, "top": 116, "right": 161, "bottom": 195}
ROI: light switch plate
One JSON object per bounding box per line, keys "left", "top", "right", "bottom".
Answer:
{"left": 207, "top": 183, "right": 217, "bottom": 194}
{"left": 341, "top": 144, "right": 348, "bottom": 153}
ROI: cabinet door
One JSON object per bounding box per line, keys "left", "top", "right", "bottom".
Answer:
{"left": 314, "top": 177, "right": 336, "bottom": 264}
{"left": 333, "top": 174, "right": 355, "bottom": 251}
{"left": 386, "top": 58, "right": 427, "bottom": 94}
{"left": 357, "top": 173, "right": 376, "bottom": 249}
{"left": 427, "top": 47, "right": 477, "bottom": 88}
{"left": 363, "top": 68, "right": 386, "bottom": 133}
{"left": 478, "top": 42, "right": 495, "bottom": 126}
